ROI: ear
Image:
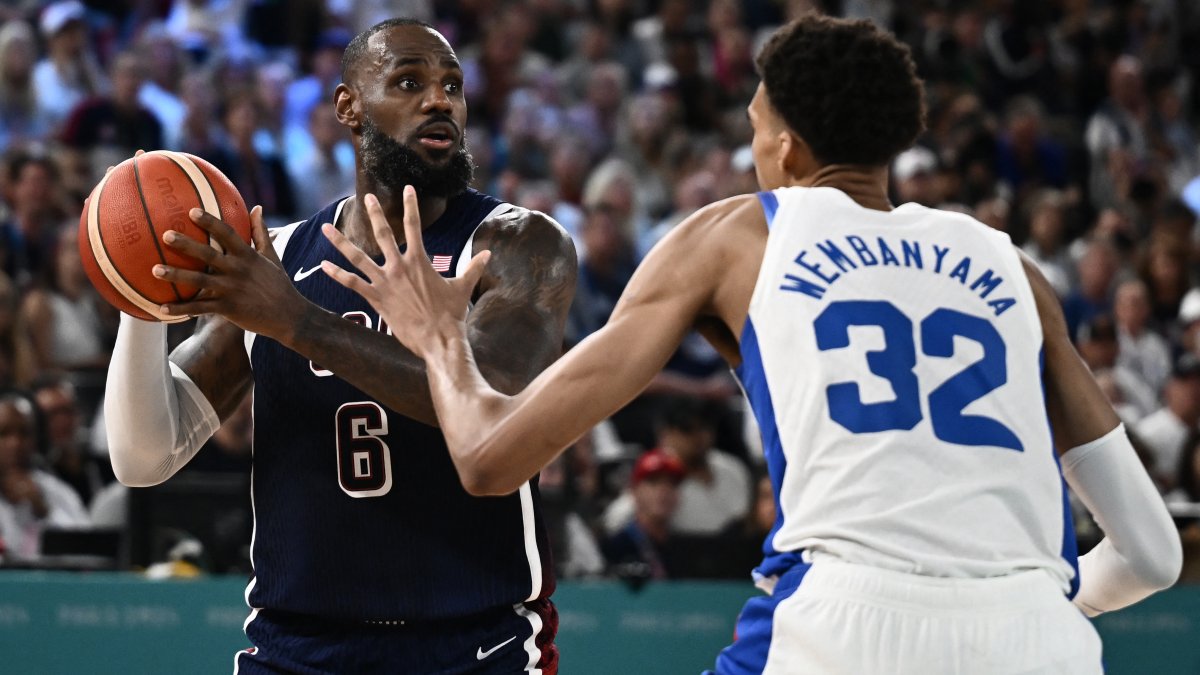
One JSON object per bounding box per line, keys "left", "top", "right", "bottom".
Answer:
{"left": 778, "top": 130, "right": 815, "bottom": 180}
{"left": 334, "top": 83, "right": 359, "bottom": 130}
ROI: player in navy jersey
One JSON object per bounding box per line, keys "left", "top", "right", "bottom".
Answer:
{"left": 324, "top": 15, "right": 1180, "bottom": 674}
{"left": 103, "top": 18, "right": 576, "bottom": 674}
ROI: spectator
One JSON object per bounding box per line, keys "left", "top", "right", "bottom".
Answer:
{"left": 60, "top": 52, "right": 166, "bottom": 170}
{"left": 1075, "top": 314, "right": 1157, "bottom": 419}
{"left": 892, "top": 146, "right": 940, "bottom": 207}
{"left": 566, "top": 204, "right": 636, "bottom": 344}
{"left": 1062, "top": 237, "right": 1118, "bottom": 340}
{"left": 1135, "top": 354, "right": 1200, "bottom": 491}
{"left": 1020, "top": 189, "right": 1072, "bottom": 297}
{"left": 1168, "top": 432, "right": 1200, "bottom": 505}
{"left": 135, "top": 23, "right": 189, "bottom": 151}
{"left": 0, "top": 153, "right": 67, "bottom": 287}
{"left": 994, "top": 96, "right": 1068, "bottom": 199}
{"left": 31, "top": 375, "right": 110, "bottom": 505}
{"left": 0, "top": 392, "right": 89, "bottom": 562}
{"left": 712, "top": 473, "right": 777, "bottom": 579}
{"left": 1114, "top": 278, "right": 1172, "bottom": 396}
{"left": 0, "top": 273, "right": 34, "bottom": 388}
{"left": 539, "top": 447, "right": 605, "bottom": 580}
{"left": 32, "top": 0, "right": 107, "bottom": 131}
{"left": 604, "top": 397, "right": 751, "bottom": 536}
{"left": 0, "top": 19, "right": 47, "bottom": 148}
{"left": 602, "top": 448, "right": 686, "bottom": 581}
{"left": 19, "top": 225, "right": 110, "bottom": 374}
{"left": 1139, "top": 235, "right": 1192, "bottom": 327}
{"left": 1085, "top": 56, "right": 1151, "bottom": 210}
{"left": 285, "top": 28, "right": 351, "bottom": 133}
{"left": 289, "top": 104, "right": 355, "bottom": 217}
{"left": 211, "top": 95, "right": 297, "bottom": 226}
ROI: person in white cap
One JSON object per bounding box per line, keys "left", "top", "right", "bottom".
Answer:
{"left": 1177, "top": 287, "right": 1200, "bottom": 359}
{"left": 31, "top": 0, "right": 107, "bottom": 130}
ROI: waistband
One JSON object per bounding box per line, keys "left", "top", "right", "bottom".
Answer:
{"left": 796, "top": 558, "right": 1067, "bottom": 612}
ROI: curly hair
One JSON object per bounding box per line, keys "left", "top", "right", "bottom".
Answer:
{"left": 755, "top": 14, "right": 926, "bottom": 167}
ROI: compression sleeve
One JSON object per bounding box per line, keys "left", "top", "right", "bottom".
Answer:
{"left": 1062, "top": 424, "right": 1182, "bottom": 616}
{"left": 104, "top": 314, "right": 220, "bottom": 487}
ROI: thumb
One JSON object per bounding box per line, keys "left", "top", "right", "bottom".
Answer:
{"left": 455, "top": 250, "right": 492, "bottom": 298}
{"left": 249, "top": 206, "right": 279, "bottom": 263}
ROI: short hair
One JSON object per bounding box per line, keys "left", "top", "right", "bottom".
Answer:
{"left": 341, "top": 17, "right": 436, "bottom": 82}
{"left": 755, "top": 15, "right": 926, "bottom": 167}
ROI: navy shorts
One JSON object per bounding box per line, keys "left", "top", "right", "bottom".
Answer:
{"left": 233, "top": 599, "right": 558, "bottom": 674}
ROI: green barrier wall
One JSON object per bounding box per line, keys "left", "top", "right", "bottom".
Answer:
{"left": 0, "top": 573, "right": 1197, "bottom": 674}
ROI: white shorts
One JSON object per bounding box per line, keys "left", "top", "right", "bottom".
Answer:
{"left": 709, "top": 559, "right": 1102, "bottom": 675}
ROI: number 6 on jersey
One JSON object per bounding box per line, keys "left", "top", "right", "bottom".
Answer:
{"left": 336, "top": 402, "right": 393, "bottom": 497}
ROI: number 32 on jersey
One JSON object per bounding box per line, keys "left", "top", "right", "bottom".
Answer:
{"left": 814, "top": 300, "right": 1023, "bottom": 452}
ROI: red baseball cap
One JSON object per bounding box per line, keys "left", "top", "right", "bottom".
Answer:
{"left": 631, "top": 449, "right": 685, "bottom": 486}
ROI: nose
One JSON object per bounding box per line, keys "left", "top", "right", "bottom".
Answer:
{"left": 421, "top": 85, "right": 453, "bottom": 115}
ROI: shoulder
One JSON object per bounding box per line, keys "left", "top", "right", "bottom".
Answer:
{"left": 474, "top": 206, "right": 576, "bottom": 260}
{"left": 648, "top": 193, "right": 766, "bottom": 270}
{"left": 472, "top": 207, "right": 579, "bottom": 298}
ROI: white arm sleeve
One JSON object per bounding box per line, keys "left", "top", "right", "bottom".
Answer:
{"left": 1062, "top": 424, "right": 1182, "bottom": 617}
{"left": 104, "top": 314, "right": 221, "bottom": 487}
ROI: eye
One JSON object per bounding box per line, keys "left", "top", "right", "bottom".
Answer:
{"left": 398, "top": 77, "right": 420, "bottom": 91}
{"left": 444, "top": 81, "right": 462, "bottom": 94}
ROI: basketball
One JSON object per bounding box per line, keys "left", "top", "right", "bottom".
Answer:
{"left": 78, "top": 150, "right": 252, "bottom": 323}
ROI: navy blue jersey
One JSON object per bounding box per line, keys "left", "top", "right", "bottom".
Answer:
{"left": 245, "top": 190, "right": 555, "bottom": 622}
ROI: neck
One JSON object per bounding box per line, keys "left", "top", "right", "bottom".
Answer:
{"left": 636, "top": 513, "right": 670, "bottom": 542}
{"left": 790, "top": 164, "right": 892, "bottom": 211}
{"left": 343, "top": 174, "right": 450, "bottom": 256}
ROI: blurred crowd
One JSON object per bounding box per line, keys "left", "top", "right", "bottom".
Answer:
{"left": 2, "top": 0, "right": 1200, "bottom": 585}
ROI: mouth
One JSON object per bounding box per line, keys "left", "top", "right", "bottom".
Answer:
{"left": 415, "top": 121, "right": 458, "bottom": 152}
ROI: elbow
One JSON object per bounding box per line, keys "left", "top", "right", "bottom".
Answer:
{"left": 458, "top": 464, "right": 522, "bottom": 497}
{"left": 109, "top": 447, "right": 167, "bottom": 488}
{"left": 454, "top": 446, "right": 526, "bottom": 497}
{"left": 1143, "top": 533, "right": 1183, "bottom": 591}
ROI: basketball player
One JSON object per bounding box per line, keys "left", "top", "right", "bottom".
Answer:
{"left": 103, "top": 19, "right": 574, "bottom": 674}
{"left": 324, "top": 16, "right": 1182, "bottom": 674}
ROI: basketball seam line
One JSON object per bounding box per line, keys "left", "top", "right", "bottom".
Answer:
{"left": 91, "top": 171, "right": 160, "bottom": 314}
{"left": 131, "top": 153, "right": 185, "bottom": 303}
{"left": 165, "top": 152, "right": 219, "bottom": 268}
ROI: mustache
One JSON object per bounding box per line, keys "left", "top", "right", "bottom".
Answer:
{"left": 412, "top": 115, "right": 461, "bottom": 141}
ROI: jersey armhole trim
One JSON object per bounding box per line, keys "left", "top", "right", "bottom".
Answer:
{"left": 757, "top": 191, "right": 779, "bottom": 230}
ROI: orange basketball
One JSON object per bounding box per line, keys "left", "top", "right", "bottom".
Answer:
{"left": 78, "top": 150, "right": 251, "bottom": 323}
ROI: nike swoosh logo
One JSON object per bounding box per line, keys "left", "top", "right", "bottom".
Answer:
{"left": 476, "top": 636, "right": 517, "bottom": 660}
{"left": 293, "top": 265, "right": 322, "bottom": 282}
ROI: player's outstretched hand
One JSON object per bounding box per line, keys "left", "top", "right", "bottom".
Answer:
{"left": 321, "top": 187, "right": 490, "bottom": 360}
{"left": 154, "top": 204, "right": 308, "bottom": 337}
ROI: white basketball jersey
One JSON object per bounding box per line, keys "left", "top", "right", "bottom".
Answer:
{"left": 737, "top": 186, "right": 1076, "bottom": 594}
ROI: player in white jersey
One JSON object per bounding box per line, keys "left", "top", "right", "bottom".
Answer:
{"left": 320, "top": 15, "right": 1181, "bottom": 675}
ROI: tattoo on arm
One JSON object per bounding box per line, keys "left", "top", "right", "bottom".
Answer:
{"left": 171, "top": 316, "right": 253, "bottom": 421}
{"left": 285, "top": 210, "right": 578, "bottom": 423}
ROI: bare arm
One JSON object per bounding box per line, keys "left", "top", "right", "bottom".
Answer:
{"left": 323, "top": 189, "right": 749, "bottom": 495}
{"left": 1023, "top": 253, "right": 1181, "bottom": 613}
{"left": 1024, "top": 253, "right": 1120, "bottom": 451}
{"left": 155, "top": 201, "right": 576, "bottom": 426}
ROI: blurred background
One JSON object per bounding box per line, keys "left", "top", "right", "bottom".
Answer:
{"left": 1, "top": 0, "right": 1200, "bottom": 672}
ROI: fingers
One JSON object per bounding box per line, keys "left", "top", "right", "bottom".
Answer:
{"left": 456, "top": 250, "right": 491, "bottom": 295}
{"left": 320, "top": 260, "right": 374, "bottom": 297}
{"left": 249, "top": 205, "right": 281, "bottom": 265}
{"left": 363, "top": 193, "right": 401, "bottom": 262}
{"left": 189, "top": 208, "right": 249, "bottom": 255}
{"left": 321, "top": 223, "right": 382, "bottom": 278}
{"left": 135, "top": 149, "right": 145, "bottom": 156}
{"left": 400, "top": 186, "right": 426, "bottom": 261}
{"left": 152, "top": 264, "right": 211, "bottom": 287}
{"left": 162, "top": 230, "right": 219, "bottom": 265}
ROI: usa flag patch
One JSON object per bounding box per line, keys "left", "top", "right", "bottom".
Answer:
{"left": 431, "top": 255, "right": 453, "bottom": 272}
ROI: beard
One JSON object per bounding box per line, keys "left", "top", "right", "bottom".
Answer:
{"left": 359, "top": 117, "right": 475, "bottom": 200}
